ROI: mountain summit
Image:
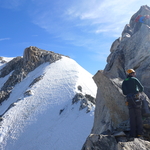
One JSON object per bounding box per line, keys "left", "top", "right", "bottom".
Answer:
{"left": 0, "top": 47, "right": 97, "bottom": 150}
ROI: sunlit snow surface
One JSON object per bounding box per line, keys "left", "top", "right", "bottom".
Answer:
{"left": 0, "top": 56, "right": 97, "bottom": 150}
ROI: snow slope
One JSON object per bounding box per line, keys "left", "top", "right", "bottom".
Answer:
{"left": 0, "top": 56, "right": 97, "bottom": 150}
{"left": 0, "top": 57, "right": 14, "bottom": 69}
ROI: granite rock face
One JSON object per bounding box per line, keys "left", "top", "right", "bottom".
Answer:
{"left": 104, "top": 5, "right": 150, "bottom": 98}
{"left": 92, "top": 5, "right": 150, "bottom": 134}
{"left": 82, "top": 134, "right": 150, "bottom": 150}
{"left": 92, "top": 70, "right": 128, "bottom": 134}
{"left": 82, "top": 134, "right": 118, "bottom": 150}
{"left": 23, "top": 46, "right": 62, "bottom": 65}
{"left": 82, "top": 5, "right": 150, "bottom": 150}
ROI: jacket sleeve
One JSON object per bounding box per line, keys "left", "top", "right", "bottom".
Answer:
{"left": 122, "top": 81, "right": 127, "bottom": 95}
{"left": 135, "top": 78, "right": 144, "bottom": 92}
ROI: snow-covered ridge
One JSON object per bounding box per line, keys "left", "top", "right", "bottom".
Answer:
{"left": 0, "top": 57, "right": 14, "bottom": 62}
{"left": 0, "top": 56, "right": 97, "bottom": 150}
{"left": 0, "top": 57, "right": 14, "bottom": 70}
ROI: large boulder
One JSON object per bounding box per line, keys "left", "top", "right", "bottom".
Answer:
{"left": 92, "top": 71, "right": 128, "bottom": 134}
{"left": 82, "top": 134, "right": 150, "bottom": 150}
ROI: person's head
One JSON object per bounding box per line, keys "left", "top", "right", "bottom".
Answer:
{"left": 126, "top": 69, "right": 136, "bottom": 77}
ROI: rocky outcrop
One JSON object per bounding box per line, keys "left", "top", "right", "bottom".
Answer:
{"left": 0, "top": 46, "right": 63, "bottom": 104}
{"left": 91, "top": 5, "right": 150, "bottom": 134}
{"left": 82, "top": 134, "right": 150, "bottom": 150}
{"left": 0, "top": 57, "right": 7, "bottom": 64}
{"left": 104, "top": 5, "right": 150, "bottom": 98}
{"left": 82, "top": 134, "right": 118, "bottom": 150}
{"left": 82, "top": 5, "right": 150, "bottom": 150}
{"left": 29, "top": 74, "right": 45, "bottom": 88}
{"left": 23, "top": 46, "right": 62, "bottom": 65}
{"left": 72, "top": 86, "right": 96, "bottom": 113}
{"left": 92, "top": 71, "right": 150, "bottom": 135}
{"left": 92, "top": 71, "right": 128, "bottom": 134}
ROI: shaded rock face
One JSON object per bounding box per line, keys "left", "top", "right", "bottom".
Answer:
{"left": 104, "top": 5, "right": 150, "bottom": 98}
{"left": 23, "top": 46, "right": 62, "bottom": 65}
{"left": 72, "top": 92, "right": 95, "bottom": 113}
{"left": 82, "top": 134, "right": 118, "bottom": 150}
{"left": 0, "top": 57, "right": 7, "bottom": 63}
{"left": 91, "top": 5, "right": 150, "bottom": 134}
{"left": 72, "top": 84, "right": 96, "bottom": 113}
{"left": 82, "top": 134, "right": 150, "bottom": 150}
{"left": 92, "top": 71, "right": 150, "bottom": 134}
{"left": 92, "top": 71, "right": 128, "bottom": 134}
{"left": 82, "top": 5, "right": 150, "bottom": 150}
{"left": 0, "top": 46, "right": 62, "bottom": 103}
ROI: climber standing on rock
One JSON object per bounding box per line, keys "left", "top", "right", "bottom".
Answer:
{"left": 122, "top": 69, "right": 144, "bottom": 139}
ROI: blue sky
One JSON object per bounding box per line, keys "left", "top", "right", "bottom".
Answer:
{"left": 0, "top": 0, "right": 149, "bottom": 75}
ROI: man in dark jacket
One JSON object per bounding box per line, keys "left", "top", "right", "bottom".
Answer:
{"left": 122, "top": 69, "right": 144, "bottom": 139}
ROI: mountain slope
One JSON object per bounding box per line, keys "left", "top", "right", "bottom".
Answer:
{"left": 0, "top": 56, "right": 97, "bottom": 150}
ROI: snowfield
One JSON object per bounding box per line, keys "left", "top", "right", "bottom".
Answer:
{"left": 0, "top": 56, "right": 97, "bottom": 150}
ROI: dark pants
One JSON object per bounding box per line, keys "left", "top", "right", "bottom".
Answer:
{"left": 129, "top": 107, "right": 143, "bottom": 137}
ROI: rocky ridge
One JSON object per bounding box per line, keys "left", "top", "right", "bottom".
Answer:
{"left": 0, "top": 46, "right": 62, "bottom": 104}
{"left": 82, "top": 5, "right": 150, "bottom": 150}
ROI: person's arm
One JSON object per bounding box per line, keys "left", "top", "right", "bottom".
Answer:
{"left": 135, "top": 78, "right": 144, "bottom": 92}
{"left": 122, "top": 81, "right": 127, "bottom": 95}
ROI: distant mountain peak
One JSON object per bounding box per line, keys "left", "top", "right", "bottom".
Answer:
{"left": 0, "top": 53, "right": 96, "bottom": 150}
{"left": 23, "top": 46, "right": 62, "bottom": 65}
{"left": 0, "top": 46, "right": 63, "bottom": 104}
